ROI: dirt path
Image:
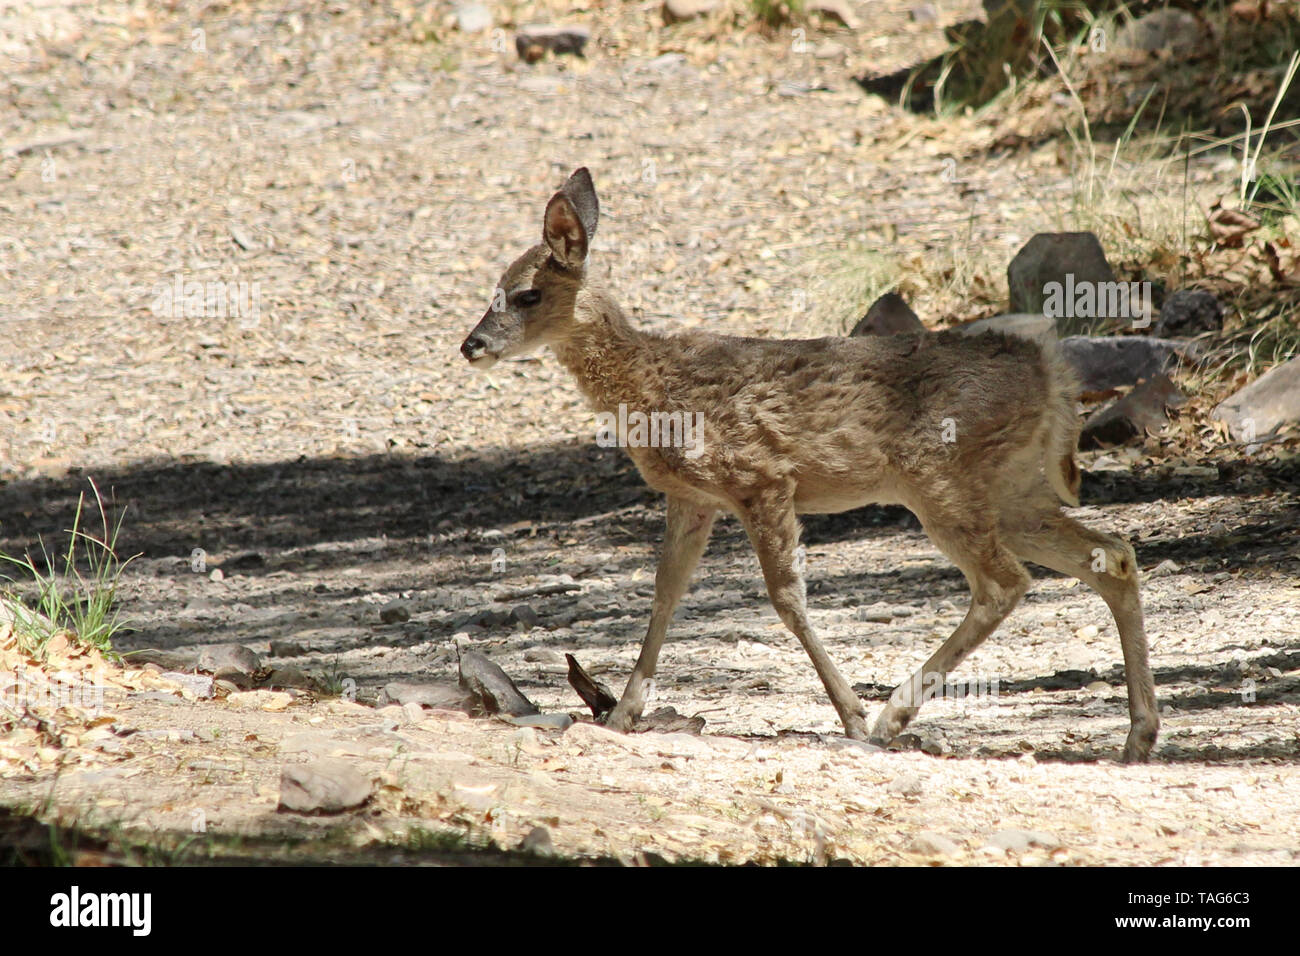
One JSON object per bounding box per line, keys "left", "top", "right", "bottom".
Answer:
{"left": 2, "top": 1, "right": 1298, "bottom": 865}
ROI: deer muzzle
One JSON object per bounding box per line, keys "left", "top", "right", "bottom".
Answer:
{"left": 460, "top": 331, "right": 501, "bottom": 366}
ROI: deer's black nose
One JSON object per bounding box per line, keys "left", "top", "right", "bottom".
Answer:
{"left": 461, "top": 335, "right": 486, "bottom": 361}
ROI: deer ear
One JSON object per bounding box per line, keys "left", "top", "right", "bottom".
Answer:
{"left": 543, "top": 191, "right": 590, "bottom": 267}
{"left": 562, "top": 167, "right": 598, "bottom": 238}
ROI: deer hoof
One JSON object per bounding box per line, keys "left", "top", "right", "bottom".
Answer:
{"left": 603, "top": 706, "right": 636, "bottom": 733}
{"left": 1121, "top": 723, "right": 1158, "bottom": 763}
{"left": 870, "top": 708, "right": 909, "bottom": 746}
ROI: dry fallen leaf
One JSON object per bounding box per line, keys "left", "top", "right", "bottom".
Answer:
{"left": 1207, "top": 202, "right": 1260, "bottom": 247}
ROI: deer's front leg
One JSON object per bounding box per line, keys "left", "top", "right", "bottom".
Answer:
{"left": 605, "top": 497, "right": 716, "bottom": 732}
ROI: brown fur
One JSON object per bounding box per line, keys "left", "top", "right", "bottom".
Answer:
{"left": 461, "top": 168, "right": 1158, "bottom": 762}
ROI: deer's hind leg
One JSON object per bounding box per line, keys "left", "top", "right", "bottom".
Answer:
{"left": 1005, "top": 511, "right": 1158, "bottom": 763}
{"left": 738, "top": 487, "right": 872, "bottom": 741}
{"left": 870, "top": 515, "right": 1031, "bottom": 747}
{"left": 605, "top": 496, "right": 716, "bottom": 732}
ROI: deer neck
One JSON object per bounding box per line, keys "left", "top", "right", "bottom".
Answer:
{"left": 552, "top": 288, "right": 657, "bottom": 414}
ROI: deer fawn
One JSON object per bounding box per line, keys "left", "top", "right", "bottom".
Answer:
{"left": 461, "top": 168, "right": 1159, "bottom": 762}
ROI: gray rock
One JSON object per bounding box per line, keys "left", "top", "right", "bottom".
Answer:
{"left": 401, "top": 702, "right": 426, "bottom": 724}
{"left": 196, "top": 644, "right": 262, "bottom": 679}
{"left": 1118, "top": 9, "right": 1200, "bottom": 54}
{"left": 1155, "top": 289, "right": 1222, "bottom": 337}
{"left": 954, "top": 313, "right": 1057, "bottom": 345}
{"left": 1008, "top": 233, "right": 1120, "bottom": 335}
{"left": 278, "top": 759, "right": 372, "bottom": 813}
{"left": 454, "top": 3, "right": 492, "bottom": 33}
{"left": 886, "top": 732, "right": 923, "bottom": 752}
{"left": 507, "top": 604, "right": 540, "bottom": 629}
{"left": 855, "top": 602, "right": 898, "bottom": 623}
{"left": 379, "top": 681, "right": 474, "bottom": 711}
{"left": 434, "top": 586, "right": 472, "bottom": 610}
{"left": 269, "top": 639, "right": 310, "bottom": 658}
{"left": 1060, "top": 335, "right": 1185, "bottom": 393}
{"left": 662, "top": 0, "right": 719, "bottom": 23}
{"left": 158, "top": 672, "right": 215, "bottom": 698}
{"left": 806, "top": 0, "right": 857, "bottom": 29}
{"left": 221, "top": 551, "right": 265, "bottom": 571}
{"left": 1080, "top": 373, "right": 1185, "bottom": 448}
{"left": 380, "top": 600, "right": 410, "bottom": 624}
{"left": 1148, "top": 558, "right": 1181, "bottom": 578}
{"left": 639, "top": 706, "right": 705, "bottom": 734}
{"left": 886, "top": 772, "right": 924, "bottom": 795}
{"left": 503, "top": 712, "right": 574, "bottom": 731}
{"left": 910, "top": 831, "right": 960, "bottom": 855}
{"left": 464, "top": 608, "right": 508, "bottom": 629}
{"left": 264, "top": 667, "right": 318, "bottom": 691}
{"left": 910, "top": 3, "right": 939, "bottom": 23}
{"left": 1212, "top": 356, "right": 1300, "bottom": 443}
{"left": 646, "top": 52, "right": 688, "bottom": 72}
{"left": 515, "top": 25, "right": 589, "bottom": 62}
{"left": 117, "top": 648, "right": 197, "bottom": 671}
{"left": 518, "top": 825, "right": 556, "bottom": 856}
{"left": 849, "top": 292, "right": 923, "bottom": 336}
{"left": 459, "top": 651, "right": 539, "bottom": 717}
{"left": 138, "top": 728, "right": 196, "bottom": 742}
{"left": 988, "top": 828, "right": 1060, "bottom": 853}
{"left": 229, "top": 224, "right": 257, "bottom": 251}
{"left": 523, "top": 647, "right": 565, "bottom": 665}
{"left": 828, "top": 737, "right": 885, "bottom": 755}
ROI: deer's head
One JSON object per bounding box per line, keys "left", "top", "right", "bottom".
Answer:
{"left": 460, "top": 167, "right": 599, "bottom": 368}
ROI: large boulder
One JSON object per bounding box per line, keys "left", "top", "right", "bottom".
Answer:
{"left": 1008, "top": 233, "right": 1143, "bottom": 335}
{"left": 1212, "top": 356, "right": 1300, "bottom": 443}
{"left": 953, "top": 313, "right": 1057, "bottom": 346}
{"left": 1060, "top": 336, "right": 1186, "bottom": 393}
{"left": 279, "top": 760, "right": 373, "bottom": 813}
{"left": 662, "top": 0, "right": 719, "bottom": 22}
{"left": 1117, "top": 9, "right": 1201, "bottom": 54}
{"left": 515, "top": 25, "right": 590, "bottom": 62}
{"left": 458, "top": 651, "right": 539, "bottom": 716}
{"left": 849, "top": 292, "right": 924, "bottom": 336}
{"left": 454, "top": 3, "right": 492, "bottom": 33}
{"left": 379, "top": 681, "right": 475, "bottom": 711}
{"left": 196, "top": 643, "right": 263, "bottom": 682}
{"left": 1154, "top": 289, "right": 1223, "bottom": 337}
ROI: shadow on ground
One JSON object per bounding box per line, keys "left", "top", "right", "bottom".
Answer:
{"left": 2, "top": 444, "right": 1296, "bottom": 766}
{"left": 2, "top": 443, "right": 1296, "bottom": 561}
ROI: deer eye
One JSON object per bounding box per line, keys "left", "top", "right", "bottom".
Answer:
{"left": 515, "top": 289, "right": 542, "bottom": 308}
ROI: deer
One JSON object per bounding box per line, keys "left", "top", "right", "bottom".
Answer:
{"left": 460, "top": 168, "right": 1159, "bottom": 763}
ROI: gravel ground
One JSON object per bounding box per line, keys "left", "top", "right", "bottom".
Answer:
{"left": 1, "top": 0, "right": 1298, "bottom": 865}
